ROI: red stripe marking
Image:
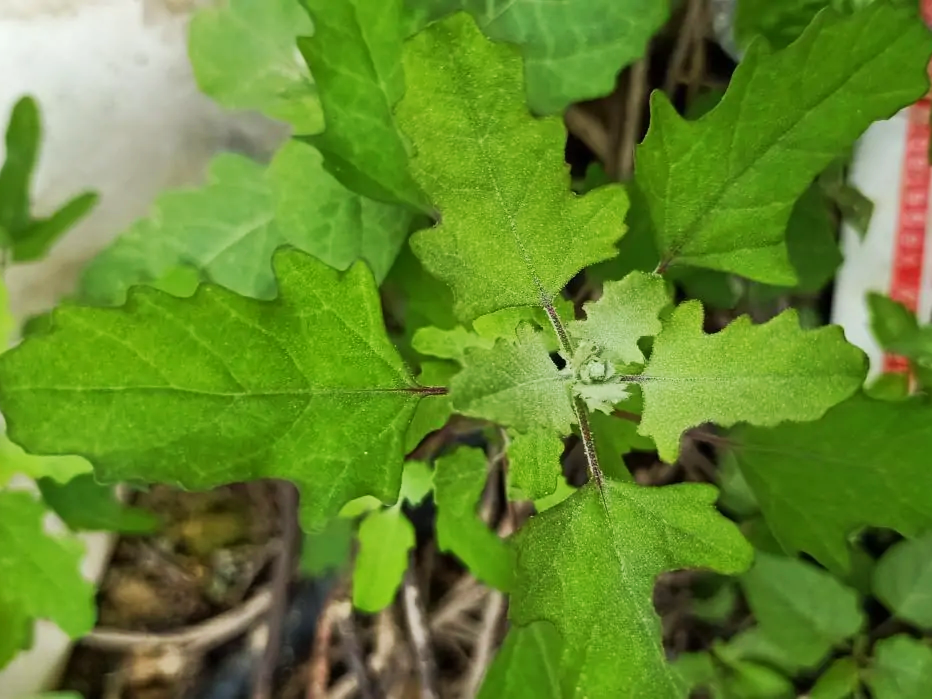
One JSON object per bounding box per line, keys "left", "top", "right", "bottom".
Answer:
{"left": 883, "top": 2, "right": 932, "bottom": 375}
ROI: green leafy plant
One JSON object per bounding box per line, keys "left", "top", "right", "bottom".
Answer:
{"left": 0, "top": 97, "right": 98, "bottom": 264}
{"left": 3, "top": 1, "right": 932, "bottom": 697}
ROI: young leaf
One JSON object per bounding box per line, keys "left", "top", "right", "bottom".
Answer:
{"left": 670, "top": 652, "right": 719, "bottom": 695}
{"left": 867, "top": 293, "right": 932, "bottom": 386}
{"left": 0, "top": 96, "right": 97, "bottom": 262}
{"left": 721, "top": 626, "right": 809, "bottom": 676}
{"left": 872, "top": 530, "right": 932, "bottom": 628}
{"left": 477, "top": 621, "right": 562, "bottom": 699}
{"left": 0, "top": 491, "right": 95, "bottom": 642}
{"left": 562, "top": 341, "right": 632, "bottom": 415}
{"left": 0, "top": 433, "right": 90, "bottom": 487}
{"left": 473, "top": 301, "right": 572, "bottom": 350}
{"left": 810, "top": 657, "right": 861, "bottom": 699}
{"left": 38, "top": 474, "right": 159, "bottom": 534}
{"left": 398, "top": 459, "right": 433, "bottom": 505}
{"left": 398, "top": 13, "right": 627, "bottom": 321}
{"left": 639, "top": 302, "right": 865, "bottom": 461}
{"left": 510, "top": 481, "right": 752, "bottom": 697}
{"left": 353, "top": 507, "right": 415, "bottom": 612}
{"left": 866, "top": 635, "right": 932, "bottom": 699}
{"left": 301, "top": 516, "right": 353, "bottom": 576}
{"left": 298, "top": 0, "right": 431, "bottom": 212}
{"left": 636, "top": 3, "right": 932, "bottom": 283}
{"left": 729, "top": 393, "right": 932, "bottom": 574}
{"left": 711, "top": 647, "right": 795, "bottom": 699}
{"left": 568, "top": 271, "right": 669, "bottom": 365}
{"left": 868, "top": 291, "right": 923, "bottom": 352}
{"left": 0, "top": 250, "right": 436, "bottom": 530}
{"left": 533, "top": 476, "right": 578, "bottom": 513}
{"left": 507, "top": 428, "right": 563, "bottom": 501}
{"left": 188, "top": 0, "right": 322, "bottom": 134}
{"left": 450, "top": 324, "right": 574, "bottom": 434}
{"left": 434, "top": 448, "right": 515, "bottom": 591}
{"left": 0, "top": 96, "right": 39, "bottom": 236}
{"left": 741, "top": 552, "right": 865, "bottom": 667}
{"left": 412, "top": 305, "right": 569, "bottom": 365}
{"left": 81, "top": 143, "right": 413, "bottom": 304}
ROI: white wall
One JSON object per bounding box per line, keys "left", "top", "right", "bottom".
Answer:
{"left": 0, "top": 0, "right": 284, "bottom": 322}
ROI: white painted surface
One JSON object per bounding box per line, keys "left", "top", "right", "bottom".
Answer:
{"left": 0, "top": 0, "right": 283, "bottom": 323}
{"left": 0, "top": 1, "right": 284, "bottom": 695}
{"left": 831, "top": 113, "right": 911, "bottom": 378}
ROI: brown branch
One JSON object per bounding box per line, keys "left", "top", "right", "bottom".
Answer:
{"left": 84, "top": 586, "right": 273, "bottom": 652}
{"left": 307, "top": 587, "right": 344, "bottom": 699}
{"left": 564, "top": 105, "right": 611, "bottom": 165}
{"left": 664, "top": 0, "right": 706, "bottom": 96}
{"left": 615, "top": 57, "right": 650, "bottom": 180}
{"left": 335, "top": 600, "right": 380, "bottom": 699}
{"left": 688, "top": 427, "right": 731, "bottom": 448}
{"left": 430, "top": 576, "right": 488, "bottom": 631}
{"left": 463, "top": 591, "right": 507, "bottom": 697}
{"left": 402, "top": 564, "right": 440, "bottom": 699}
{"left": 326, "top": 607, "right": 404, "bottom": 699}
{"left": 252, "top": 480, "right": 300, "bottom": 699}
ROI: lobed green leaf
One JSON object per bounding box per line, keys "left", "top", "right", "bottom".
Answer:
{"left": 0, "top": 250, "right": 433, "bottom": 530}
{"left": 636, "top": 2, "right": 932, "bottom": 283}
{"left": 741, "top": 552, "right": 865, "bottom": 667}
{"left": 639, "top": 301, "right": 866, "bottom": 462}
{"left": 729, "top": 393, "right": 932, "bottom": 574}
{"left": 81, "top": 143, "right": 413, "bottom": 305}
{"left": 298, "top": 0, "right": 431, "bottom": 212}
{"left": 398, "top": 13, "right": 627, "bottom": 321}
{"left": 511, "top": 481, "right": 752, "bottom": 697}
{"left": 189, "top": 0, "right": 323, "bottom": 134}
{"left": 450, "top": 324, "right": 574, "bottom": 434}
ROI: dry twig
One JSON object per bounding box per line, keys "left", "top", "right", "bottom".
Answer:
{"left": 334, "top": 600, "right": 381, "bottom": 699}
{"left": 252, "top": 480, "right": 301, "bottom": 699}
{"left": 307, "top": 588, "right": 345, "bottom": 699}
{"left": 463, "top": 591, "right": 506, "bottom": 698}
{"left": 84, "top": 585, "right": 274, "bottom": 652}
{"left": 403, "top": 564, "right": 441, "bottom": 699}
{"left": 665, "top": 0, "right": 706, "bottom": 95}
{"left": 564, "top": 105, "right": 611, "bottom": 164}
{"left": 615, "top": 57, "right": 650, "bottom": 179}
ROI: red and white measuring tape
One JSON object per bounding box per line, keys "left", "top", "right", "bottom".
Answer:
{"left": 831, "top": 1, "right": 932, "bottom": 378}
